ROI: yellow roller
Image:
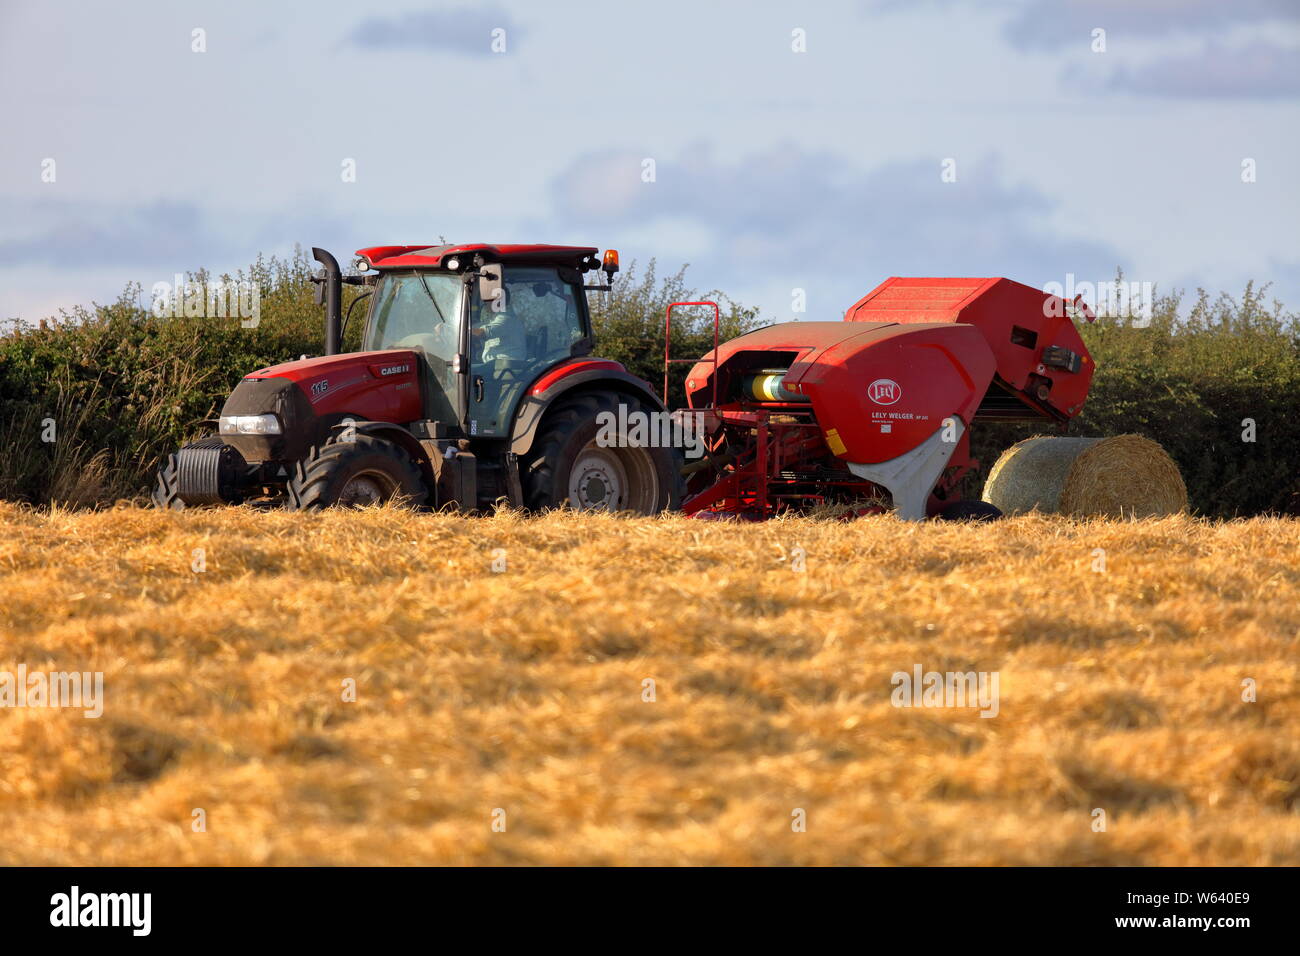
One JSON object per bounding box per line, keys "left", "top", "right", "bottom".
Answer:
{"left": 740, "top": 370, "right": 807, "bottom": 403}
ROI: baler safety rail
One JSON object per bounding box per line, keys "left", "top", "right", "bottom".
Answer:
{"left": 664, "top": 301, "right": 720, "bottom": 408}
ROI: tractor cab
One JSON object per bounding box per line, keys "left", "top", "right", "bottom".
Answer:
{"left": 355, "top": 245, "right": 606, "bottom": 438}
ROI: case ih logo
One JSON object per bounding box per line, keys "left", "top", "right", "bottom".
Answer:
{"left": 868, "top": 378, "right": 902, "bottom": 405}
{"left": 379, "top": 364, "right": 410, "bottom": 376}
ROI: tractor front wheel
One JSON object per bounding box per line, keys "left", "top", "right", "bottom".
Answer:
{"left": 151, "top": 452, "right": 186, "bottom": 510}
{"left": 524, "top": 391, "right": 681, "bottom": 514}
{"left": 286, "top": 435, "right": 427, "bottom": 511}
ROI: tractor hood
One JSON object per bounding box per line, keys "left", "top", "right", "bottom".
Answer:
{"left": 245, "top": 349, "right": 422, "bottom": 418}
{"left": 247, "top": 349, "right": 418, "bottom": 385}
{"left": 223, "top": 349, "right": 424, "bottom": 462}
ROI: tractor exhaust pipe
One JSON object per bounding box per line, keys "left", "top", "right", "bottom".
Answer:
{"left": 312, "top": 247, "right": 343, "bottom": 356}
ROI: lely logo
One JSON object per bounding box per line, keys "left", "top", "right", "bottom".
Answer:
{"left": 868, "top": 379, "right": 901, "bottom": 405}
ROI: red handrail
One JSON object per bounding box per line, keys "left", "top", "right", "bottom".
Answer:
{"left": 663, "top": 300, "right": 720, "bottom": 408}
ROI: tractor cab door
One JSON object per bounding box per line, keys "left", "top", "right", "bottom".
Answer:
{"left": 467, "top": 265, "right": 587, "bottom": 438}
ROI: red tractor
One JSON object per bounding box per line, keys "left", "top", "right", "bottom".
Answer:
{"left": 154, "top": 243, "right": 1096, "bottom": 520}
{"left": 153, "top": 244, "right": 681, "bottom": 512}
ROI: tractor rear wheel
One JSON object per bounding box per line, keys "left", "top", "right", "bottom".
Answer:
{"left": 286, "top": 434, "right": 427, "bottom": 511}
{"left": 524, "top": 391, "right": 681, "bottom": 514}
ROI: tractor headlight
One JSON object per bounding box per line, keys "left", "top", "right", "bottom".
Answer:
{"left": 219, "top": 413, "right": 282, "bottom": 436}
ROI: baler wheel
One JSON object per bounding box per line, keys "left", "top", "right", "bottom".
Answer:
{"left": 523, "top": 391, "right": 681, "bottom": 514}
{"left": 937, "top": 499, "right": 1003, "bottom": 522}
{"left": 286, "top": 435, "right": 426, "bottom": 511}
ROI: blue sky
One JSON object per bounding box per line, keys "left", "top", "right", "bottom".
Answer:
{"left": 1, "top": 0, "right": 1297, "bottom": 323}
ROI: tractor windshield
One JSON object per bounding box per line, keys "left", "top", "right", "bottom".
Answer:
{"left": 364, "top": 271, "right": 462, "bottom": 355}
{"left": 364, "top": 271, "right": 464, "bottom": 424}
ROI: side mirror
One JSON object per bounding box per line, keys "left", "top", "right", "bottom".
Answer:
{"left": 478, "top": 265, "right": 504, "bottom": 311}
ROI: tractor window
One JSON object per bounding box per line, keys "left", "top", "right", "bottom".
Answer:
{"left": 365, "top": 272, "right": 462, "bottom": 355}
{"left": 468, "top": 266, "right": 586, "bottom": 437}
{"left": 364, "top": 271, "right": 464, "bottom": 424}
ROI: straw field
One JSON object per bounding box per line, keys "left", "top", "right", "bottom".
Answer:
{"left": 1, "top": 503, "right": 1297, "bottom": 865}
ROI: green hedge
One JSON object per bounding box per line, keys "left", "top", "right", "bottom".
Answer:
{"left": 2, "top": 253, "right": 1296, "bottom": 516}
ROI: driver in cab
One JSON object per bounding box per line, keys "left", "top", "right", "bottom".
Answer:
{"left": 471, "top": 289, "right": 526, "bottom": 366}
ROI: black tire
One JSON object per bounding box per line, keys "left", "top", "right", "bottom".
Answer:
{"left": 937, "top": 499, "right": 1003, "bottom": 522}
{"left": 523, "top": 390, "right": 682, "bottom": 514}
{"left": 286, "top": 434, "right": 427, "bottom": 511}
{"left": 151, "top": 452, "right": 185, "bottom": 510}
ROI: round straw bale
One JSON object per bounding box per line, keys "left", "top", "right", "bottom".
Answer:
{"left": 981, "top": 434, "right": 1187, "bottom": 517}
